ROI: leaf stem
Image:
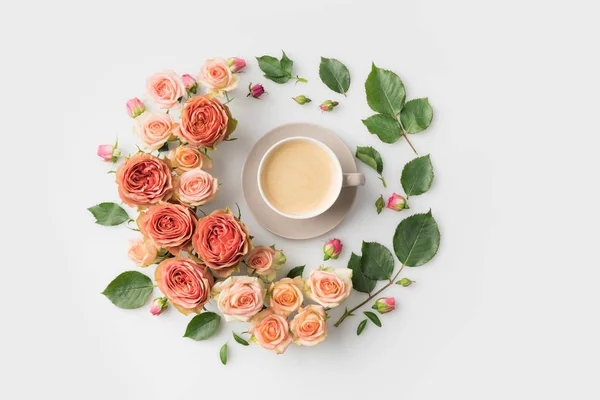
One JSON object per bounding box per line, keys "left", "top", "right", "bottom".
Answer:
{"left": 379, "top": 174, "right": 387, "bottom": 188}
{"left": 394, "top": 117, "right": 418, "bottom": 155}
{"left": 333, "top": 264, "right": 405, "bottom": 327}
{"left": 295, "top": 76, "right": 308, "bottom": 84}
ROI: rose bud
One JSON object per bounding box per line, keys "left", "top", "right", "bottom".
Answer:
{"left": 397, "top": 278, "right": 414, "bottom": 287}
{"left": 150, "top": 297, "right": 169, "bottom": 316}
{"left": 247, "top": 83, "right": 265, "bottom": 99}
{"left": 319, "top": 100, "right": 339, "bottom": 112}
{"left": 372, "top": 297, "right": 396, "bottom": 314}
{"left": 323, "top": 238, "right": 343, "bottom": 261}
{"left": 97, "top": 141, "right": 121, "bottom": 163}
{"left": 293, "top": 95, "right": 312, "bottom": 105}
{"left": 181, "top": 74, "right": 198, "bottom": 94}
{"left": 387, "top": 193, "right": 408, "bottom": 211}
{"left": 125, "top": 97, "right": 145, "bottom": 118}
{"left": 227, "top": 57, "right": 246, "bottom": 73}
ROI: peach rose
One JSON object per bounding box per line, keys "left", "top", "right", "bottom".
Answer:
{"left": 305, "top": 266, "right": 353, "bottom": 308}
{"left": 155, "top": 258, "right": 214, "bottom": 315}
{"left": 138, "top": 203, "right": 197, "bottom": 254}
{"left": 166, "top": 146, "right": 212, "bottom": 173}
{"left": 177, "top": 95, "right": 234, "bottom": 149}
{"left": 198, "top": 58, "right": 240, "bottom": 97}
{"left": 267, "top": 277, "right": 304, "bottom": 316}
{"left": 245, "top": 246, "right": 286, "bottom": 281}
{"left": 174, "top": 169, "right": 219, "bottom": 208}
{"left": 128, "top": 236, "right": 159, "bottom": 267}
{"left": 192, "top": 208, "right": 251, "bottom": 277}
{"left": 248, "top": 309, "right": 293, "bottom": 354}
{"left": 212, "top": 276, "right": 265, "bottom": 322}
{"left": 290, "top": 305, "right": 328, "bottom": 347}
{"left": 133, "top": 111, "right": 179, "bottom": 151}
{"left": 116, "top": 153, "right": 173, "bottom": 208}
{"left": 146, "top": 70, "right": 185, "bottom": 109}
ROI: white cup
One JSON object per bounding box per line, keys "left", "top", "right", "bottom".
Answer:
{"left": 257, "top": 136, "right": 365, "bottom": 219}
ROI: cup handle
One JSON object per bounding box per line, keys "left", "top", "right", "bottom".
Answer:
{"left": 342, "top": 173, "right": 365, "bottom": 187}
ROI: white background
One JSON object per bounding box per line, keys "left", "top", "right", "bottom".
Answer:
{"left": 2, "top": 0, "right": 599, "bottom": 399}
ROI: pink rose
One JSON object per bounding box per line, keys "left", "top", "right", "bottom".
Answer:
{"left": 248, "top": 309, "right": 293, "bottom": 354}
{"left": 178, "top": 95, "right": 234, "bottom": 149}
{"left": 290, "top": 305, "right": 328, "bottom": 347}
{"left": 323, "top": 238, "right": 343, "bottom": 260}
{"left": 166, "top": 146, "right": 212, "bottom": 173}
{"left": 97, "top": 144, "right": 115, "bottom": 162}
{"left": 133, "top": 111, "right": 180, "bottom": 151}
{"left": 126, "top": 97, "right": 145, "bottom": 118}
{"left": 138, "top": 203, "right": 197, "bottom": 254}
{"left": 127, "top": 236, "right": 159, "bottom": 267}
{"left": 116, "top": 153, "right": 173, "bottom": 208}
{"left": 387, "top": 193, "right": 408, "bottom": 211}
{"left": 150, "top": 297, "right": 168, "bottom": 316}
{"left": 198, "top": 58, "right": 240, "bottom": 97}
{"left": 305, "top": 267, "right": 353, "bottom": 308}
{"left": 227, "top": 57, "right": 246, "bottom": 73}
{"left": 155, "top": 258, "right": 214, "bottom": 315}
{"left": 192, "top": 208, "right": 251, "bottom": 277}
{"left": 181, "top": 74, "right": 198, "bottom": 94}
{"left": 146, "top": 70, "right": 185, "bottom": 109}
{"left": 212, "top": 276, "right": 265, "bottom": 322}
{"left": 174, "top": 169, "right": 219, "bottom": 208}
{"left": 245, "top": 245, "right": 286, "bottom": 281}
{"left": 372, "top": 297, "right": 396, "bottom": 314}
{"left": 267, "top": 277, "right": 304, "bottom": 316}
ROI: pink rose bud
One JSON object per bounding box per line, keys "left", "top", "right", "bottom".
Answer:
{"left": 372, "top": 297, "right": 396, "bottom": 314}
{"left": 319, "top": 100, "right": 339, "bottom": 112}
{"left": 97, "top": 140, "right": 121, "bottom": 163}
{"left": 227, "top": 57, "right": 246, "bottom": 73}
{"left": 247, "top": 83, "right": 265, "bottom": 99}
{"left": 323, "top": 238, "right": 343, "bottom": 261}
{"left": 387, "top": 193, "right": 408, "bottom": 211}
{"left": 150, "top": 297, "right": 169, "bottom": 316}
{"left": 126, "top": 97, "right": 145, "bottom": 118}
{"left": 181, "top": 74, "right": 198, "bottom": 94}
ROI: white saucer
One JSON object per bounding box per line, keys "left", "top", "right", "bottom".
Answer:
{"left": 241, "top": 122, "right": 359, "bottom": 240}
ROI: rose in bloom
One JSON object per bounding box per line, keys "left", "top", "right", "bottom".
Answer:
{"left": 248, "top": 309, "right": 293, "bottom": 354}
{"left": 323, "top": 238, "right": 343, "bottom": 260}
{"left": 198, "top": 57, "right": 240, "bottom": 97}
{"left": 174, "top": 169, "right": 219, "bottom": 208}
{"left": 138, "top": 203, "right": 197, "bottom": 254}
{"left": 267, "top": 277, "right": 304, "bottom": 316}
{"left": 305, "top": 266, "right": 353, "bottom": 308}
{"left": 212, "top": 276, "right": 265, "bottom": 322}
{"left": 177, "top": 95, "right": 234, "bottom": 149}
{"left": 146, "top": 70, "right": 185, "bottom": 109}
{"left": 150, "top": 297, "right": 168, "bottom": 316}
{"left": 372, "top": 297, "right": 396, "bottom": 314}
{"left": 181, "top": 74, "right": 198, "bottom": 94}
{"left": 387, "top": 193, "right": 408, "bottom": 211}
{"left": 192, "top": 208, "right": 251, "bottom": 277}
{"left": 245, "top": 246, "right": 286, "bottom": 281}
{"left": 166, "top": 146, "right": 212, "bottom": 173}
{"left": 116, "top": 153, "right": 173, "bottom": 208}
{"left": 227, "top": 57, "right": 246, "bottom": 73}
{"left": 126, "top": 97, "right": 145, "bottom": 118}
{"left": 133, "top": 111, "right": 180, "bottom": 151}
{"left": 127, "top": 236, "right": 159, "bottom": 267}
{"left": 155, "top": 258, "right": 214, "bottom": 315}
{"left": 290, "top": 305, "right": 327, "bottom": 347}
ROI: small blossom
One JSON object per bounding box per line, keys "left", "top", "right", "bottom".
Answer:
{"left": 323, "top": 238, "right": 343, "bottom": 261}
{"left": 293, "top": 95, "right": 312, "bottom": 105}
{"left": 247, "top": 83, "right": 265, "bottom": 99}
{"left": 397, "top": 278, "right": 414, "bottom": 287}
{"left": 319, "top": 100, "right": 339, "bottom": 112}
{"left": 97, "top": 140, "right": 121, "bottom": 163}
{"left": 181, "top": 74, "right": 198, "bottom": 94}
{"left": 126, "top": 97, "right": 145, "bottom": 118}
{"left": 227, "top": 57, "right": 246, "bottom": 73}
{"left": 150, "top": 297, "right": 169, "bottom": 316}
{"left": 372, "top": 297, "right": 395, "bottom": 314}
{"left": 387, "top": 193, "right": 408, "bottom": 211}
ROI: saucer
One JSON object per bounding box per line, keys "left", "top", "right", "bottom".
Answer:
{"left": 241, "top": 122, "right": 359, "bottom": 239}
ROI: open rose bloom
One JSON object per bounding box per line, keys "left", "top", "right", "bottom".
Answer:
{"left": 212, "top": 276, "right": 265, "bottom": 322}
{"left": 116, "top": 153, "right": 173, "bottom": 208}
{"left": 146, "top": 70, "right": 185, "bottom": 109}
{"left": 245, "top": 245, "right": 286, "bottom": 281}
{"left": 198, "top": 58, "right": 240, "bottom": 97}
{"left": 174, "top": 169, "right": 218, "bottom": 208}
{"left": 133, "top": 111, "right": 179, "bottom": 151}
{"left": 268, "top": 277, "right": 304, "bottom": 316}
{"left": 127, "top": 236, "right": 159, "bottom": 267}
{"left": 166, "top": 146, "right": 212, "bottom": 173}
{"left": 178, "top": 95, "right": 235, "bottom": 149}
{"left": 305, "top": 266, "right": 353, "bottom": 308}
{"left": 138, "top": 203, "right": 197, "bottom": 254}
{"left": 249, "top": 309, "right": 293, "bottom": 354}
{"left": 290, "top": 305, "right": 328, "bottom": 347}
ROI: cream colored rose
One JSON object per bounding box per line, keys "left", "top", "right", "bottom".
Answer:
{"left": 248, "top": 309, "right": 293, "bottom": 354}
{"left": 212, "top": 276, "right": 265, "bottom": 322}
{"left": 166, "top": 146, "right": 212, "bottom": 173}
{"left": 267, "top": 277, "right": 304, "bottom": 316}
{"left": 245, "top": 246, "right": 286, "bottom": 281}
{"left": 133, "top": 111, "right": 179, "bottom": 150}
{"left": 174, "top": 169, "right": 219, "bottom": 208}
{"left": 290, "top": 305, "right": 327, "bottom": 347}
{"left": 127, "top": 236, "right": 159, "bottom": 267}
{"left": 146, "top": 70, "right": 185, "bottom": 109}
{"left": 305, "top": 266, "right": 353, "bottom": 308}
{"left": 198, "top": 58, "right": 239, "bottom": 97}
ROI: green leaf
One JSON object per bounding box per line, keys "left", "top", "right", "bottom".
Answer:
{"left": 362, "top": 114, "right": 402, "bottom": 144}
{"left": 401, "top": 154, "right": 434, "bottom": 196}
{"left": 256, "top": 55, "right": 287, "bottom": 77}
{"left": 267, "top": 75, "right": 291, "bottom": 84}
{"left": 184, "top": 312, "right": 221, "bottom": 341}
{"left": 375, "top": 195, "right": 384, "bottom": 214}
{"left": 280, "top": 51, "right": 293, "bottom": 75}
{"left": 157, "top": 143, "right": 169, "bottom": 153}
{"left": 400, "top": 98, "right": 433, "bottom": 134}
{"left": 364, "top": 311, "right": 382, "bottom": 327}
{"left": 357, "top": 319, "right": 367, "bottom": 336}
{"left": 319, "top": 57, "right": 350, "bottom": 95}
{"left": 88, "top": 202, "right": 130, "bottom": 226}
{"left": 393, "top": 210, "right": 441, "bottom": 267}
{"left": 355, "top": 146, "right": 383, "bottom": 174}
{"left": 226, "top": 117, "right": 238, "bottom": 136}
{"left": 102, "top": 271, "right": 153, "bottom": 309}
{"left": 348, "top": 253, "right": 376, "bottom": 293}
{"left": 365, "top": 63, "right": 406, "bottom": 116}
{"left": 286, "top": 265, "right": 305, "bottom": 279}
{"left": 360, "top": 241, "right": 395, "bottom": 281}
{"left": 220, "top": 343, "right": 227, "bottom": 365}
{"left": 233, "top": 331, "right": 249, "bottom": 346}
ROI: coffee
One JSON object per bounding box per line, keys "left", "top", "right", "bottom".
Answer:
{"left": 259, "top": 139, "right": 338, "bottom": 217}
